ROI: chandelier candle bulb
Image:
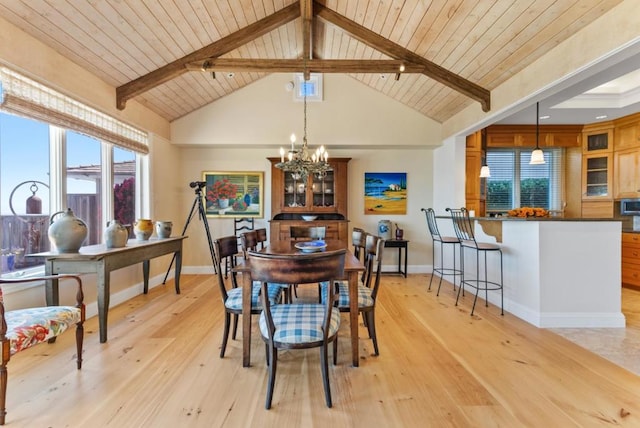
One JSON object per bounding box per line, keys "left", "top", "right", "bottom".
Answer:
{"left": 280, "top": 147, "right": 285, "bottom": 162}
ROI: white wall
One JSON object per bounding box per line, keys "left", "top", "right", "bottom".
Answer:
{"left": 177, "top": 146, "right": 435, "bottom": 274}
{"left": 172, "top": 73, "right": 441, "bottom": 148}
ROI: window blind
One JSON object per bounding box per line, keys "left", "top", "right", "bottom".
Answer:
{"left": 486, "top": 148, "right": 563, "bottom": 212}
{"left": 0, "top": 67, "right": 149, "bottom": 154}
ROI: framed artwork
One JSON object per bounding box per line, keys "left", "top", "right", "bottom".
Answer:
{"left": 202, "top": 171, "right": 264, "bottom": 218}
{"left": 364, "top": 172, "right": 407, "bottom": 215}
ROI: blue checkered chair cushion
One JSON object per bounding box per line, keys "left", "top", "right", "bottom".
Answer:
{"left": 320, "top": 281, "right": 374, "bottom": 308}
{"left": 259, "top": 304, "right": 340, "bottom": 345}
{"left": 225, "top": 283, "right": 282, "bottom": 311}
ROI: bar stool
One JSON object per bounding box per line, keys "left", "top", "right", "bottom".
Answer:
{"left": 421, "top": 208, "right": 460, "bottom": 296}
{"left": 446, "top": 207, "right": 504, "bottom": 316}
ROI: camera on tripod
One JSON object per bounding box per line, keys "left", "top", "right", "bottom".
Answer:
{"left": 189, "top": 180, "right": 206, "bottom": 190}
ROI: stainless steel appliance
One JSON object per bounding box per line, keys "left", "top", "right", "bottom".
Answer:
{"left": 620, "top": 199, "right": 640, "bottom": 216}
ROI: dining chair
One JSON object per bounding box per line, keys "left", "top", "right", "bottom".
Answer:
{"left": 213, "top": 235, "right": 282, "bottom": 358}
{"left": 0, "top": 274, "right": 85, "bottom": 425}
{"left": 352, "top": 227, "right": 368, "bottom": 284}
{"left": 290, "top": 225, "right": 326, "bottom": 241}
{"left": 255, "top": 227, "right": 268, "bottom": 249}
{"left": 239, "top": 231, "right": 293, "bottom": 303}
{"left": 322, "top": 233, "right": 384, "bottom": 357}
{"left": 248, "top": 248, "right": 346, "bottom": 409}
{"left": 421, "top": 208, "right": 461, "bottom": 296}
{"left": 446, "top": 207, "right": 504, "bottom": 316}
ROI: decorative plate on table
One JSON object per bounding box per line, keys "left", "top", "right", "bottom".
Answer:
{"left": 295, "top": 240, "right": 327, "bottom": 253}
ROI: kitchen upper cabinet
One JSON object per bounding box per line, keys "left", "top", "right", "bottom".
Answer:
{"left": 582, "top": 123, "right": 613, "bottom": 153}
{"left": 582, "top": 153, "right": 612, "bottom": 199}
{"left": 485, "top": 125, "right": 582, "bottom": 148}
{"left": 614, "top": 113, "right": 640, "bottom": 151}
{"left": 614, "top": 148, "right": 640, "bottom": 198}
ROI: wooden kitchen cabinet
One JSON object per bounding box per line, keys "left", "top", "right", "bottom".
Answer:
{"left": 485, "top": 125, "right": 582, "bottom": 148}
{"left": 614, "top": 112, "right": 640, "bottom": 151}
{"left": 582, "top": 123, "right": 613, "bottom": 153}
{"left": 622, "top": 232, "right": 640, "bottom": 288}
{"left": 614, "top": 148, "right": 640, "bottom": 198}
{"left": 268, "top": 157, "right": 351, "bottom": 243}
{"left": 582, "top": 153, "right": 612, "bottom": 199}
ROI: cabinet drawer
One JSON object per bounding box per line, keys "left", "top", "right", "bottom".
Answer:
{"left": 622, "top": 233, "right": 640, "bottom": 246}
{"left": 622, "top": 265, "right": 640, "bottom": 287}
{"left": 623, "top": 245, "right": 640, "bottom": 260}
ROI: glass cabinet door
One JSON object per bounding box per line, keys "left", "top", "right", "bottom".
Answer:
{"left": 583, "top": 154, "right": 611, "bottom": 198}
{"left": 312, "top": 171, "right": 335, "bottom": 208}
{"left": 284, "top": 172, "right": 306, "bottom": 207}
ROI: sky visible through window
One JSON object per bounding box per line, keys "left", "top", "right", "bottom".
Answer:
{"left": 0, "top": 112, "right": 130, "bottom": 214}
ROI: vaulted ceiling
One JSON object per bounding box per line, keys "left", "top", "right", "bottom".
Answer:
{"left": 0, "top": 0, "right": 624, "bottom": 124}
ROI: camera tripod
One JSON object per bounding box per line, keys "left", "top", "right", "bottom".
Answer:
{"left": 163, "top": 181, "right": 217, "bottom": 287}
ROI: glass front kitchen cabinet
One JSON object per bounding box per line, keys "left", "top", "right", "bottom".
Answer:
{"left": 269, "top": 157, "right": 350, "bottom": 216}
{"left": 582, "top": 153, "right": 612, "bottom": 199}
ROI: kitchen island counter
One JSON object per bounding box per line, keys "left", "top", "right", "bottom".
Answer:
{"left": 437, "top": 216, "right": 624, "bottom": 328}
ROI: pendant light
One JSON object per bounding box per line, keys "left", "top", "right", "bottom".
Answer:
{"left": 479, "top": 128, "right": 490, "bottom": 177}
{"left": 530, "top": 102, "right": 545, "bottom": 165}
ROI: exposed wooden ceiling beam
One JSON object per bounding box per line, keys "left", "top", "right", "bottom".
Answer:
{"left": 314, "top": 3, "right": 491, "bottom": 112}
{"left": 301, "top": 0, "right": 313, "bottom": 80}
{"left": 116, "top": 3, "right": 300, "bottom": 110}
{"left": 188, "top": 58, "right": 424, "bottom": 74}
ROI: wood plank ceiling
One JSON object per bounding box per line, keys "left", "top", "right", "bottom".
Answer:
{"left": 0, "top": 0, "right": 623, "bottom": 124}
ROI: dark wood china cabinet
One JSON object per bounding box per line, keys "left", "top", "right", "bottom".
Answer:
{"left": 268, "top": 157, "right": 351, "bottom": 243}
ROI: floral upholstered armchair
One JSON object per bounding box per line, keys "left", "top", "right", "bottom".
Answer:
{"left": 0, "top": 274, "right": 85, "bottom": 425}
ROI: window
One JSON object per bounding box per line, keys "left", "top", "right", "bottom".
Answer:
{"left": 294, "top": 73, "right": 323, "bottom": 101}
{"left": 0, "top": 112, "right": 143, "bottom": 276}
{"left": 0, "top": 67, "right": 148, "bottom": 277}
{"left": 486, "top": 148, "right": 564, "bottom": 213}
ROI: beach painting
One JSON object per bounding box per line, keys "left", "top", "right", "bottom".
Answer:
{"left": 364, "top": 172, "right": 407, "bottom": 215}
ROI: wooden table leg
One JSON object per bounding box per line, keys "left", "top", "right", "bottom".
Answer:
{"left": 45, "top": 260, "right": 59, "bottom": 344}
{"left": 349, "top": 270, "right": 359, "bottom": 367}
{"left": 174, "top": 249, "right": 182, "bottom": 294}
{"left": 142, "top": 259, "right": 150, "bottom": 294}
{"left": 241, "top": 271, "right": 252, "bottom": 367}
{"left": 97, "top": 260, "right": 110, "bottom": 343}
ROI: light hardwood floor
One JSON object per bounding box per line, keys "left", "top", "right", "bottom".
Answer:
{"left": 5, "top": 273, "right": 640, "bottom": 427}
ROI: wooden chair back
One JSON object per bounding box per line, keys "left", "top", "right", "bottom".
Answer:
{"left": 255, "top": 228, "right": 268, "bottom": 249}
{"left": 363, "top": 234, "right": 385, "bottom": 300}
{"left": 240, "top": 230, "right": 259, "bottom": 256}
{"left": 213, "top": 235, "right": 239, "bottom": 300}
{"left": 351, "top": 227, "right": 367, "bottom": 261}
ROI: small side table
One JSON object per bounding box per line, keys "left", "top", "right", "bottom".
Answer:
{"left": 383, "top": 239, "right": 408, "bottom": 277}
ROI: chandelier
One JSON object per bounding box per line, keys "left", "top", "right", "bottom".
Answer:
{"left": 276, "top": 53, "right": 331, "bottom": 180}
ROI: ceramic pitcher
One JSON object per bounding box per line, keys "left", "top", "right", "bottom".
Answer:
{"left": 104, "top": 220, "right": 128, "bottom": 248}
{"left": 48, "top": 208, "right": 88, "bottom": 253}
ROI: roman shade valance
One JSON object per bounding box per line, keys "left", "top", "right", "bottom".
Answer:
{"left": 0, "top": 67, "right": 148, "bottom": 154}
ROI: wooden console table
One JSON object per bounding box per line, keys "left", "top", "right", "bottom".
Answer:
{"left": 29, "top": 236, "right": 186, "bottom": 343}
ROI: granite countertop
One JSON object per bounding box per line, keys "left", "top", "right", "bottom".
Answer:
{"left": 622, "top": 228, "right": 640, "bottom": 233}
{"left": 474, "top": 216, "right": 621, "bottom": 222}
